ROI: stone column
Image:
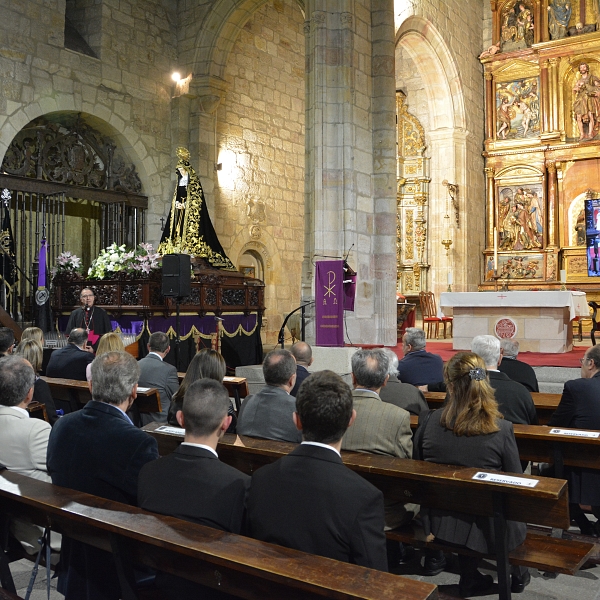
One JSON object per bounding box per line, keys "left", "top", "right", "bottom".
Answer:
{"left": 303, "top": 0, "right": 397, "bottom": 345}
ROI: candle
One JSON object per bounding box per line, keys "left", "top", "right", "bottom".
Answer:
{"left": 560, "top": 269, "right": 566, "bottom": 283}
{"left": 493, "top": 227, "right": 498, "bottom": 271}
{"left": 448, "top": 272, "right": 453, "bottom": 285}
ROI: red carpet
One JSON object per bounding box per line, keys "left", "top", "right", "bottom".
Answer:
{"left": 389, "top": 341, "right": 586, "bottom": 368}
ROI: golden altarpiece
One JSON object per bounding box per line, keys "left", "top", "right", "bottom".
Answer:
{"left": 480, "top": 0, "right": 600, "bottom": 299}
{"left": 396, "top": 91, "right": 430, "bottom": 296}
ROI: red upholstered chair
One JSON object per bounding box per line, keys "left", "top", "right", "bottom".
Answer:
{"left": 419, "top": 291, "right": 452, "bottom": 339}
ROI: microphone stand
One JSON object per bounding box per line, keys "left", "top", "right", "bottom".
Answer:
{"left": 278, "top": 302, "right": 315, "bottom": 349}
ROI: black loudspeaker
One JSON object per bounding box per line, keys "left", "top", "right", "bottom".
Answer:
{"left": 162, "top": 254, "right": 191, "bottom": 297}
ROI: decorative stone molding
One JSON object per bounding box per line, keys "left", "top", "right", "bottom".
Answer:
{"left": 189, "top": 76, "right": 230, "bottom": 114}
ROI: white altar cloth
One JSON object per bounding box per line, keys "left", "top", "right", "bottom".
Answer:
{"left": 439, "top": 291, "right": 588, "bottom": 353}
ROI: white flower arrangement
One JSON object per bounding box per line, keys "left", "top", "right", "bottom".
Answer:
{"left": 51, "top": 251, "right": 82, "bottom": 278}
{"left": 87, "top": 242, "right": 160, "bottom": 279}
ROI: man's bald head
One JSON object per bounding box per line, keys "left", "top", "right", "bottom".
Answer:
{"left": 290, "top": 342, "right": 313, "bottom": 366}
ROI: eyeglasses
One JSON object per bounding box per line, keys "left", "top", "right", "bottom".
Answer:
{"left": 80, "top": 294, "right": 93, "bottom": 299}
{"left": 580, "top": 357, "right": 591, "bottom": 365}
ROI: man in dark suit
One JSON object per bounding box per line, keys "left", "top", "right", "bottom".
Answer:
{"left": 138, "top": 378, "right": 249, "bottom": 599}
{"left": 397, "top": 327, "right": 444, "bottom": 386}
{"left": 0, "top": 327, "right": 15, "bottom": 356}
{"left": 47, "top": 351, "right": 159, "bottom": 600}
{"left": 471, "top": 335, "right": 538, "bottom": 425}
{"left": 237, "top": 349, "right": 301, "bottom": 443}
{"left": 46, "top": 328, "right": 95, "bottom": 381}
{"left": 498, "top": 339, "right": 539, "bottom": 392}
{"left": 290, "top": 341, "right": 312, "bottom": 397}
{"left": 380, "top": 348, "right": 428, "bottom": 415}
{"left": 548, "top": 345, "right": 600, "bottom": 536}
{"left": 138, "top": 331, "right": 179, "bottom": 425}
{"left": 246, "top": 370, "right": 388, "bottom": 571}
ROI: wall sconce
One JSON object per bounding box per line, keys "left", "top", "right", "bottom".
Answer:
{"left": 442, "top": 180, "right": 459, "bottom": 228}
{"left": 171, "top": 72, "right": 181, "bottom": 83}
{"left": 214, "top": 163, "right": 223, "bottom": 171}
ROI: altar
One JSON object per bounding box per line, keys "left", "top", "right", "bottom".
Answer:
{"left": 440, "top": 291, "right": 588, "bottom": 353}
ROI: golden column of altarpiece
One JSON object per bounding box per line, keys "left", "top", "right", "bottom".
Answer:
{"left": 480, "top": 0, "right": 600, "bottom": 300}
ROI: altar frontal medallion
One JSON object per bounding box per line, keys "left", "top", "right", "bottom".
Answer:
{"left": 494, "top": 317, "right": 517, "bottom": 339}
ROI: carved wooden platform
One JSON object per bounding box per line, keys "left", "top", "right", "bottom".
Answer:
{"left": 52, "top": 260, "right": 265, "bottom": 318}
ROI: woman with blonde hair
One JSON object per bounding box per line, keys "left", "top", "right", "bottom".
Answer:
{"left": 21, "top": 326, "right": 44, "bottom": 345}
{"left": 15, "top": 338, "right": 59, "bottom": 425}
{"left": 167, "top": 348, "right": 236, "bottom": 432}
{"left": 85, "top": 332, "right": 124, "bottom": 382}
{"left": 414, "top": 352, "right": 528, "bottom": 597}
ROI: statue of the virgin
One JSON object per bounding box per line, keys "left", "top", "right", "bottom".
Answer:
{"left": 158, "top": 147, "right": 235, "bottom": 270}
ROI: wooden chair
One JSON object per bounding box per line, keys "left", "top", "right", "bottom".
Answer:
{"left": 418, "top": 291, "right": 452, "bottom": 339}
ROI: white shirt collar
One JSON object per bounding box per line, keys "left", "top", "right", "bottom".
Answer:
{"left": 181, "top": 442, "right": 218, "bottom": 457}
{"left": 301, "top": 441, "right": 341, "bottom": 457}
{"left": 10, "top": 406, "right": 29, "bottom": 417}
{"left": 148, "top": 352, "right": 163, "bottom": 361}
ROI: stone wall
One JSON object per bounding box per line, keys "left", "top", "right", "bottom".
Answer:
{"left": 214, "top": 0, "right": 305, "bottom": 345}
{"left": 0, "top": 0, "right": 176, "bottom": 248}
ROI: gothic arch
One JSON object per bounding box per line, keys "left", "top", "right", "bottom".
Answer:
{"left": 395, "top": 16, "right": 466, "bottom": 131}
{"left": 0, "top": 105, "right": 161, "bottom": 202}
{"left": 191, "top": 0, "right": 305, "bottom": 81}
{"left": 395, "top": 15, "right": 478, "bottom": 294}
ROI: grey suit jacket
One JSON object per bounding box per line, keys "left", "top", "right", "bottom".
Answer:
{"left": 342, "top": 389, "right": 413, "bottom": 458}
{"left": 138, "top": 353, "right": 179, "bottom": 425}
{"left": 237, "top": 385, "right": 301, "bottom": 443}
{"left": 379, "top": 374, "right": 428, "bottom": 415}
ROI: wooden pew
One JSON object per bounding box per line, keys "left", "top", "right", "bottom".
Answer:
{"left": 409, "top": 416, "right": 600, "bottom": 478}
{"left": 424, "top": 391, "right": 561, "bottom": 425}
{"left": 41, "top": 376, "right": 161, "bottom": 416}
{"left": 0, "top": 471, "right": 437, "bottom": 600}
{"left": 177, "top": 373, "right": 249, "bottom": 411}
{"left": 26, "top": 401, "right": 47, "bottom": 422}
{"left": 143, "top": 423, "right": 595, "bottom": 600}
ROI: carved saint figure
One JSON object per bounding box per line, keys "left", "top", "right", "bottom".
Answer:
{"left": 497, "top": 97, "right": 513, "bottom": 139}
{"left": 158, "top": 147, "right": 235, "bottom": 270}
{"left": 501, "top": 2, "right": 534, "bottom": 51}
{"left": 573, "top": 63, "right": 600, "bottom": 140}
{"left": 548, "top": 0, "right": 572, "bottom": 40}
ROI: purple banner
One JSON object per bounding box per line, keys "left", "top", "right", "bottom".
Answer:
{"left": 315, "top": 260, "right": 344, "bottom": 347}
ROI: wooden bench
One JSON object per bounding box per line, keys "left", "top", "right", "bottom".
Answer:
{"left": 424, "top": 391, "right": 561, "bottom": 425}
{"left": 41, "top": 376, "right": 161, "bottom": 416}
{"left": 177, "top": 373, "right": 248, "bottom": 412}
{"left": 0, "top": 471, "right": 437, "bottom": 600}
{"left": 408, "top": 415, "right": 600, "bottom": 476}
{"left": 143, "top": 424, "right": 595, "bottom": 600}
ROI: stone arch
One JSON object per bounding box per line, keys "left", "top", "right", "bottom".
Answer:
{"left": 0, "top": 104, "right": 162, "bottom": 205}
{"left": 191, "top": 0, "right": 305, "bottom": 81}
{"left": 396, "top": 15, "right": 474, "bottom": 294}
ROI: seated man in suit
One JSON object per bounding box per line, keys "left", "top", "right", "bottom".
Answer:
{"left": 471, "top": 335, "right": 537, "bottom": 425}
{"left": 289, "top": 341, "right": 312, "bottom": 397}
{"left": 0, "top": 355, "right": 60, "bottom": 556}
{"left": 237, "top": 349, "right": 301, "bottom": 443}
{"left": 548, "top": 345, "right": 600, "bottom": 536}
{"left": 341, "top": 348, "right": 416, "bottom": 570}
{"left": 139, "top": 378, "right": 249, "bottom": 599}
{"left": 0, "top": 327, "right": 15, "bottom": 356}
{"left": 138, "top": 331, "right": 179, "bottom": 425}
{"left": 498, "top": 339, "right": 539, "bottom": 392}
{"left": 48, "top": 351, "right": 159, "bottom": 600}
{"left": 45, "top": 328, "right": 94, "bottom": 381}
{"left": 247, "top": 370, "right": 388, "bottom": 571}
{"left": 397, "top": 328, "right": 444, "bottom": 386}
{"left": 379, "top": 348, "right": 428, "bottom": 415}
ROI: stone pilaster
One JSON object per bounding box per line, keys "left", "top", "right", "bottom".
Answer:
{"left": 303, "top": 0, "right": 396, "bottom": 345}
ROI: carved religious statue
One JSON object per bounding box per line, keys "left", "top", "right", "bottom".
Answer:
{"left": 548, "top": 0, "right": 572, "bottom": 40}
{"left": 572, "top": 62, "right": 600, "bottom": 141}
{"left": 158, "top": 147, "right": 235, "bottom": 270}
